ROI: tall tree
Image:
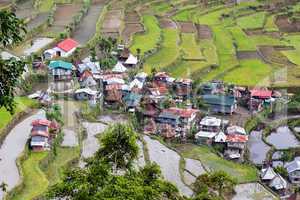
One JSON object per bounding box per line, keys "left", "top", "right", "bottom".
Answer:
{"left": 96, "top": 123, "right": 139, "bottom": 170}
{"left": 0, "top": 10, "right": 27, "bottom": 114}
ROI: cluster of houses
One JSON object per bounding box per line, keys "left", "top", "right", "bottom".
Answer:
{"left": 32, "top": 39, "right": 287, "bottom": 162}
{"left": 29, "top": 119, "right": 59, "bottom": 151}
{"left": 260, "top": 157, "right": 300, "bottom": 196}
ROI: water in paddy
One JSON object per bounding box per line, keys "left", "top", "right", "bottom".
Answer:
{"left": 266, "top": 126, "right": 300, "bottom": 149}
{"left": 248, "top": 130, "right": 271, "bottom": 165}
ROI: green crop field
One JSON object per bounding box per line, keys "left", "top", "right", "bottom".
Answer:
{"left": 130, "top": 15, "right": 161, "bottom": 55}
{"left": 223, "top": 59, "right": 273, "bottom": 86}
{"left": 236, "top": 12, "right": 266, "bottom": 29}
{"left": 143, "top": 28, "right": 180, "bottom": 73}
{"left": 180, "top": 33, "right": 204, "bottom": 60}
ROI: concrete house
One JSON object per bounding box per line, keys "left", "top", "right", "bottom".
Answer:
{"left": 44, "top": 38, "right": 79, "bottom": 59}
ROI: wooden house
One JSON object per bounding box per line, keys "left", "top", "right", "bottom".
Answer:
{"left": 30, "top": 119, "right": 53, "bottom": 151}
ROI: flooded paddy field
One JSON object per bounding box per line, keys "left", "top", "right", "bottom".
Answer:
{"left": 266, "top": 126, "right": 300, "bottom": 149}
{"left": 248, "top": 131, "right": 271, "bottom": 165}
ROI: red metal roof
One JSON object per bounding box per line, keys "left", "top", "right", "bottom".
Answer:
{"left": 31, "top": 130, "right": 49, "bottom": 137}
{"left": 226, "top": 134, "right": 248, "bottom": 143}
{"left": 57, "top": 38, "right": 79, "bottom": 52}
{"left": 31, "top": 119, "right": 51, "bottom": 127}
{"left": 165, "top": 107, "right": 198, "bottom": 118}
{"left": 250, "top": 89, "right": 272, "bottom": 98}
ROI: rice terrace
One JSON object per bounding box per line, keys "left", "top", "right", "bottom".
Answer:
{"left": 2, "top": 0, "right": 300, "bottom": 200}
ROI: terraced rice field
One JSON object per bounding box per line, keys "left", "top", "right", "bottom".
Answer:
{"left": 48, "top": 4, "right": 81, "bottom": 33}
{"left": 130, "top": 15, "right": 161, "bottom": 55}
{"left": 143, "top": 28, "right": 180, "bottom": 73}
{"left": 73, "top": 0, "right": 105, "bottom": 44}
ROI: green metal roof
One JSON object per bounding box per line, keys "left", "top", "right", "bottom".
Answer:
{"left": 202, "top": 95, "right": 235, "bottom": 106}
{"left": 49, "top": 60, "right": 73, "bottom": 70}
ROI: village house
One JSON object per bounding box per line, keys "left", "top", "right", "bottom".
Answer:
{"left": 30, "top": 119, "right": 58, "bottom": 151}
{"left": 48, "top": 60, "right": 74, "bottom": 81}
{"left": 44, "top": 38, "right": 79, "bottom": 59}
{"left": 153, "top": 72, "right": 175, "bottom": 87}
{"left": 79, "top": 70, "right": 97, "bottom": 89}
{"left": 248, "top": 88, "right": 273, "bottom": 111}
{"left": 77, "top": 57, "right": 101, "bottom": 78}
{"left": 163, "top": 107, "right": 199, "bottom": 132}
{"left": 124, "top": 54, "right": 138, "bottom": 68}
{"left": 202, "top": 94, "right": 237, "bottom": 114}
{"left": 195, "top": 116, "right": 222, "bottom": 145}
{"left": 261, "top": 166, "right": 288, "bottom": 194}
{"left": 74, "top": 88, "right": 99, "bottom": 105}
{"left": 140, "top": 97, "right": 161, "bottom": 118}
{"left": 285, "top": 157, "right": 300, "bottom": 184}
{"left": 227, "top": 125, "right": 247, "bottom": 135}
{"left": 156, "top": 110, "right": 180, "bottom": 131}
{"left": 225, "top": 134, "right": 248, "bottom": 160}
{"left": 122, "top": 93, "right": 142, "bottom": 112}
{"left": 174, "top": 78, "right": 193, "bottom": 100}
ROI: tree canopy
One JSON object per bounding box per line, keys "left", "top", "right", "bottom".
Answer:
{"left": 0, "top": 10, "right": 27, "bottom": 114}
{"left": 96, "top": 123, "right": 139, "bottom": 170}
{"left": 47, "top": 123, "right": 184, "bottom": 200}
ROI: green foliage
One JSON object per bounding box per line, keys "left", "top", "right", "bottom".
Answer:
{"left": 97, "top": 123, "right": 139, "bottom": 170}
{"left": 274, "top": 166, "right": 288, "bottom": 179}
{"left": 45, "top": 104, "right": 63, "bottom": 125}
{"left": 281, "top": 151, "right": 294, "bottom": 162}
{"left": 0, "top": 10, "right": 26, "bottom": 46}
{"left": 47, "top": 158, "right": 183, "bottom": 200}
{"left": 80, "top": 102, "right": 101, "bottom": 121}
{"left": 0, "top": 11, "right": 27, "bottom": 114}
{"left": 193, "top": 171, "right": 237, "bottom": 198}
{"left": 288, "top": 93, "right": 300, "bottom": 114}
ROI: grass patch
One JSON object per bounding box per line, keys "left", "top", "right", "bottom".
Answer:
{"left": 143, "top": 28, "right": 180, "bottom": 73}
{"left": 180, "top": 33, "right": 204, "bottom": 59}
{"left": 236, "top": 12, "right": 266, "bottom": 29}
{"left": 130, "top": 15, "right": 161, "bottom": 55}
{"left": 223, "top": 59, "right": 273, "bottom": 86}
{"left": 11, "top": 152, "right": 49, "bottom": 200}
{"left": 174, "top": 143, "right": 258, "bottom": 183}
{"left": 43, "top": 147, "right": 80, "bottom": 185}
{"left": 0, "top": 97, "right": 37, "bottom": 134}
